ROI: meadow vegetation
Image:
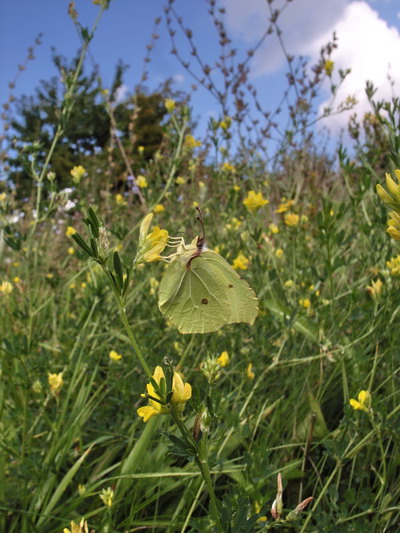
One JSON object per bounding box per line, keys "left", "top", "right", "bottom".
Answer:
{"left": 0, "top": 1, "right": 399, "bottom": 531}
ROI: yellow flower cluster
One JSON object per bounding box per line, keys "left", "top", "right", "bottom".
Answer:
{"left": 100, "top": 487, "right": 114, "bottom": 507}
{"left": 243, "top": 191, "right": 269, "bottom": 213}
{"left": 109, "top": 350, "right": 122, "bottom": 361}
{"left": 66, "top": 226, "right": 76, "bottom": 237}
{"left": 219, "top": 116, "right": 232, "bottom": 130}
{"left": 386, "top": 254, "right": 400, "bottom": 276}
{"left": 136, "top": 175, "right": 148, "bottom": 188}
{"left": 366, "top": 279, "right": 383, "bottom": 299}
{"left": 349, "top": 390, "right": 371, "bottom": 413}
{"left": 284, "top": 213, "right": 300, "bottom": 227}
{"left": 376, "top": 169, "right": 400, "bottom": 240}
{"left": 276, "top": 199, "right": 295, "bottom": 213}
{"left": 165, "top": 98, "right": 176, "bottom": 113}
{"left": 324, "top": 59, "right": 334, "bottom": 76}
{"left": 184, "top": 134, "right": 202, "bottom": 149}
{"left": 70, "top": 165, "right": 86, "bottom": 184}
{"left": 153, "top": 204, "right": 165, "bottom": 213}
{"left": 299, "top": 298, "right": 311, "bottom": 309}
{"left": 115, "top": 193, "right": 127, "bottom": 206}
{"left": 221, "top": 162, "right": 236, "bottom": 173}
{"left": 217, "top": 351, "right": 230, "bottom": 367}
{"left": 63, "top": 518, "right": 89, "bottom": 533}
{"left": 48, "top": 372, "right": 63, "bottom": 394}
{"left": 232, "top": 253, "right": 250, "bottom": 270}
{"left": 246, "top": 363, "right": 255, "bottom": 380}
{"left": 135, "top": 213, "right": 169, "bottom": 264}
{"left": 0, "top": 281, "right": 13, "bottom": 295}
{"left": 137, "top": 366, "right": 192, "bottom": 422}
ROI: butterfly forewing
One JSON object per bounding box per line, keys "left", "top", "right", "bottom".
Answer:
{"left": 159, "top": 257, "right": 230, "bottom": 333}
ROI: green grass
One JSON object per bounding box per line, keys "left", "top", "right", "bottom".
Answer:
{"left": 1, "top": 6, "right": 400, "bottom": 531}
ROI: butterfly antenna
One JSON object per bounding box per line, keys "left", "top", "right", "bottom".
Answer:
{"left": 195, "top": 207, "right": 205, "bottom": 249}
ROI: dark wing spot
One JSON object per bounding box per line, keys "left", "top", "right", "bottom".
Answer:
{"left": 201, "top": 298, "right": 208, "bottom": 305}
{"left": 228, "top": 284, "right": 233, "bottom": 288}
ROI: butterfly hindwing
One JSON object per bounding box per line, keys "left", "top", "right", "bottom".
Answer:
{"left": 159, "top": 256, "right": 230, "bottom": 334}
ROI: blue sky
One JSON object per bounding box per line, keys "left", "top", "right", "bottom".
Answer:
{"left": 1, "top": 0, "right": 400, "bottom": 140}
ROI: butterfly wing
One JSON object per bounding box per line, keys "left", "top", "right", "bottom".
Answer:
{"left": 200, "top": 251, "right": 259, "bottom": 326}
{"left": 158, "top": 256, "right": 230, "bottom": 334}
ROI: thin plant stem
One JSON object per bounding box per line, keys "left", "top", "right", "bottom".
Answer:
{"left": 170, "top": 411, "right": 222, "bottom": 532}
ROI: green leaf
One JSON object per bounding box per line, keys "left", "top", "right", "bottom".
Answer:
{"left": 71, "top": 233, "right": 94, "bottom": 257}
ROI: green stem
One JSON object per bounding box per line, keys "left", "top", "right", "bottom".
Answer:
{"left": 105, "top": 270, "right": 152, "bottom": 380}
{"left": 170, "top": 411, "right": 222, "bottom": 532}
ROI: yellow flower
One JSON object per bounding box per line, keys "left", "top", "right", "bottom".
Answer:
{"left": 246, "top": 363, "right": 255, "bottom": 380}
{"left": 232, "top": 253, "right": 250, "bottom": 270}
{"left": 0, "top": 192, "right": 6, "bottom": 203}
{"left": 243, "top": 191, "right": 269, "bottom": 213}
{"left": 284, "top": 213, "right": 300, "bottom": 227}
{"left": 217, "top": 351, "right": 230, "bottom": 367}
{"left": 324, "top": 59, "right": 334, "bottom": 76}
{"left": 149, "top": 276, "right": 159, "bottom": 295}
{"left": 275, "top": 248, "right": 284, "bottom": 259}
{"left": 48, "top": 372, "right": 63, "bottom": 394}
{"left": 138, "top": 145, "right": 145, "bottom": 154}
{"left": 136, "top": 175, "right": 148, "bottom": 188}
{"left": 276, "top": 199, "right": 295, "bottom": 213}
{"left": 66, "top": 226, "right": 76, "bottom": 237}
{"left": 115, "top": 193, "right": 127, "bottom": 206}
{"left": 136, "top": 213, "right": 169, "bottom": 264}
{"left": 231, "top": 217, "right": 242, "bottom": 230}
{"left": 176, "top": 176, "right": 186, "bottom": 185}
{"left": 67, "top": 247, "right": 75, "bottom": 255}
{"left": 387, "top": 210, "right": 400, "bottom": 240}
{"left": 70, "top": 165, "right": 86, "bottom": 184}
{"left": 386, "top": 254, "right": 400, "bottom": 276}
{"left": 233, "top": 185, "right": 241, "bottom": 192}
{"left": 219, "top": 116, "right": 232, "bottom": 130}
{"left": 192, "top": 201, "right": 199, "bottom": 208}
{"left": 299, "top": 298, "right": 311, "bottom": 309}
{"left": 0, "top": 281, "right": 13, "bottom": 295}
{"left": 255, "top": 502, "right": 267, "bottom": 523}
{"left": 349, "top": 390, "right": 371, "bottom": 413}
{"left": 284, "top": 279, "right": 294, "bottom": 288}
{"left": 184, "top": 134, "right": 202, "bottom": 149}
{"left": 100, "top": 487, "right": 114, "bottom": 507}
{"left": 153, "top": 204, "right": 165, "bottom": 213}
{"left": 367, "top": 279, "right": 383, "bottom": 299}
{"left": 171, "top": 371, "right": 192, "bottom": 413}
{"left": 137, "top": 366, "right": 192, "bottom": 422}
{"left": 109, "top": 350, "right": 122, "bottom": 361}
{"left": 221, "top": 162, "right": 236, "bottom": 173}
{"left": 269, "top": 223, "right": 279, "bottom": 234}
{"left": 63, "top": 518, "right": 89, "bottom": 533}
{"left": 165, "top": 98, "right": 176, "bottom": 113}
{"left": 13, "top": 276, "right": 20, "bottom": 283}
{"left": 376, "top": 169, "right": 400, "bottom": 213}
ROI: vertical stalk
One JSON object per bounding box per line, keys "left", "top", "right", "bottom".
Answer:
{"left": 104, "top": 270, "right": 152, "bottom": 380}
{"left": 170, "top": 411, "right": 222, "bottom": 532}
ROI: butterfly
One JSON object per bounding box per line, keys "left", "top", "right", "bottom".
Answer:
{"left": 158, "top": 210, "right": 258, "bottom": 334}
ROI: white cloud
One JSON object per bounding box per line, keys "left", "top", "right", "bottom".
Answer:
{"left": 314, "top": 1, "right": 400, "bottom": 132}
{"left": 222, "top": 0, "right": 348, "bottom": 75}
{"left": 222, "top": 0, "right": 400, "bottom": 133}
{"left": 114, "top": 83, "right": 128, "bottom": 103}
{"left": 173, "top": 73, "right": 185, "bottom": 84}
